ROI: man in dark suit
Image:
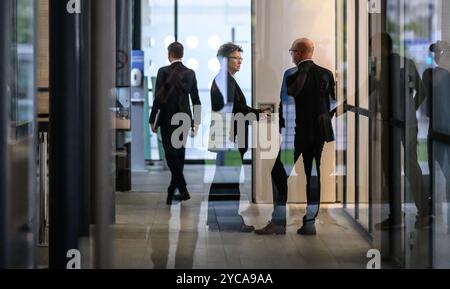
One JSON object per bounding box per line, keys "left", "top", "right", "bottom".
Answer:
{"left": 254, "top": 67, "right": 297, "bottom": 235}
{"left": 286, "top": 38, "right": 336, "bottom": 235}
{"left": 149, "top": 42, "right": 201, "bottom": 205}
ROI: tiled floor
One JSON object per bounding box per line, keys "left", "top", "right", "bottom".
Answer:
{"left": 112, "top": 189, "right": 372, "bottom": 269}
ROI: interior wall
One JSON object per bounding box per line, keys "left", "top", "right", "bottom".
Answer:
{"left": 444, "top": 0, "right": 450, "bottom": 42}
{"left": 37, "top": 0, "right": 49, "bottom": 117}
{"left": 253, "top": 0, "right": 337, "bottom": 203}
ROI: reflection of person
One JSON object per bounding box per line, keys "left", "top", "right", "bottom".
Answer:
{"left": 174, "top": 202, "right": 200, "bottom": 269}
{"left": 422, "top": 40, "right": 450, "bottom": 232}
{"left": 371, "top": 33, "right": 429, "bottom": 230}
{"left": 207, "top": 43, "right": 269, "bottom": 233}
{"left": 212, "top": 43, "right": 270, "bottom": 159}
{"left": 286, "top": 38, "right": 336, "bottom": 235}
{"left": 149, "top": 42, "right": 201, "bottom": 205}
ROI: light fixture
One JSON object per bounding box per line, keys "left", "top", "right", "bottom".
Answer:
{"left": 186, "top": 36, "right": 199, "bottom": 49}
{"left": 186, "top": 58, "right": 200, "bottom": 71}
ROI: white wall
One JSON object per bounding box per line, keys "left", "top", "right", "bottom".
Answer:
{"left": 253, "top": 0, "right": 336, "bottom": 203}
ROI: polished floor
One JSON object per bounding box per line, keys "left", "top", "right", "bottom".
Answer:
{"left": 112, "top": 195, "right": 371, "bottom": 269}
{"left": 109, "top": 166, "right": 372, "bottom": 269}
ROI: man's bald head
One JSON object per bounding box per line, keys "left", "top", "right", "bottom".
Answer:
{"left": 293, "top": 38, "right": 315, "bottom": 57}
{"left": 290, "top": 38, "right": 315, "bottom": 64}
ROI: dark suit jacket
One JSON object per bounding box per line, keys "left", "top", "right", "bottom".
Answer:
{"left": 278, "top": 67, "right": 298, "bottom": 133}
{"left": 210, "top": 72, "right": 260, "bottom": 147}
{"left": 149, "top": 62, "right": 201, "bottom": 129}
{"left": 286, "top": 60, "right": 336, "bottom": 145}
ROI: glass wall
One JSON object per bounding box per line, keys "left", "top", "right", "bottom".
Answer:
{"left": 253, "top": 0, "right": 337, "bottom": 203}
{"left": 141, "top": 0, "right": 175, "bottom": 161}
{"left": 426, "top": 0, "right": 450, "bottom": 269}
{"left": 337, "top": 0, "right": 450, "bottom": 268}
{"left": 141, "top": 0, "right": 252, "bottom": 161}
{"left": 337, "top": 0, "right": 371, "bottom": 230}
{"left": 0, "top": 0, "right": 36, "bottom": 268}
{"left": 381, "top": 0, "right": 439, "bottom": 269}
{"left": 336, "top": 0, "right": 348, "bottom": 214}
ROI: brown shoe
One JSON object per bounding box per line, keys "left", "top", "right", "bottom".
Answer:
{"left": 255, "top": 222, "right": 286, "bottom": 235}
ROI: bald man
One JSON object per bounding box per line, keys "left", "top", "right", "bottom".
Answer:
{"left": 286, "top": 38, "right": 336, "bottom": 235}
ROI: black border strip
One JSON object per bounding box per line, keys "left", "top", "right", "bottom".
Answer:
{"left": 251, "top": 0, "right": 255, "bottom": 203}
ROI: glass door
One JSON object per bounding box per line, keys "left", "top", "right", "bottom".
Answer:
{"left": 0, "top": 0, "right": 37, "bottom": 268}
{"left": 142, "top": 0, "right": 253, "bottom": 163}
{"left": 338, "top": 0, "right": 371, "bottom": 233}
{"left": 370, "top": 0, "right": 436, "bottom": 268}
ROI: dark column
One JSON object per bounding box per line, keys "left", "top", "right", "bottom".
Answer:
{"left": 79, "top": 0, "right": 92, "bottom": 238}
{"left": 0, "top": 0, "right": 12, "bottom": 269}
{"left": 132, "top": 0, "right": 141, "bottom": 50}
{"left": 49, "top": 0, "right": 91, "bottom": 268}
{"left": 116, "top": 0, "right": 132, "bottom": 87}
{"left": 92, "top": 0, "right": 116, "bottom": 268}
{"left": 174, "top": 0, "right": 178, "bottom": 41}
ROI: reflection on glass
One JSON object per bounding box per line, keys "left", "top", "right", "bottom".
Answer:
{"left": 422, "top": 35, "right": 450, "bottom": 269}
{"left": 432, "top": 142, "right": 450, "bottom": 268}
{"left": 178, "top": 0, "right": 252, "bottom": 161}
{"left": 142, "top": 0, "right": 252, "bottom": 161}
{"left": 14, "top": 0, "right": 35, "bottom": 128}
{"left": 359, "top": 116, "right": 369, "bottom": 230}
{"left": 5, "top": 0, "right": 36, "bottom": 268}
{"left": 346, "top": 112, "right": 355, "bottom": 218}
{"left": 206, "top": 43, "right": 255, "bottom": 233}
{"left": 142, "top": 0, "right": 175, "bottom": 160}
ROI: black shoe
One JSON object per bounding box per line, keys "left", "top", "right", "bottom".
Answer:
{"left": 239, "top": 224, "right": 255, "bottom": 233}
{"left": 166, "top": 185, "right": 176, "bottom": 205}
{"left": 180, "top": 192, "right": 191, "bottom": 201}
{"left": 166, "top": 195, "right": 173, "bottom": 205}
{"left": 297, "top": 223, "right": 316, "bottom": 235}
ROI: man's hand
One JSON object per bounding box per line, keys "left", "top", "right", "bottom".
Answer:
{"left": 260, "top": 109, "right": 272, "bottom": 121}
{"left": 151, "top": 124, "right": 158, "bottom": 134}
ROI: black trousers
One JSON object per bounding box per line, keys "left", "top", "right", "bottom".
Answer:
{"left": 271, "top": 150, "right": 288, "bottom": 226}
{"left": 294, "top": 140, "right": 324, "bottom": 224}
{"left": 161, "top": 126, "right": 188, "bottom": 193}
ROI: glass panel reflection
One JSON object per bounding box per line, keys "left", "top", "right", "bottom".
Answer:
{"left": 359, "top": 115, "right": 369, "bottom": 230}
{"left": 432, "top": 141, "right": 450, "bottom": 268}
{"left": 346, "top": 112, "right": 355, "bottom": 218}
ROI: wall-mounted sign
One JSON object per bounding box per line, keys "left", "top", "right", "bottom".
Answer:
{"left": 131, "top": 50, "right": 145, "bottom": 102}
{"left": 368, "top": 0, "right": 381, "bottom": 14}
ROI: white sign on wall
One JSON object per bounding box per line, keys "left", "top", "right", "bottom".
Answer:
{"left": 368, "top": 0, "right": 381, "bottom": 14}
